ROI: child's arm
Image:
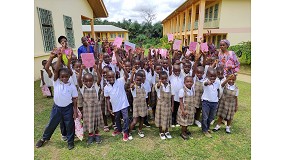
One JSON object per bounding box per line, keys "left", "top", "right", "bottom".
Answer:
{"left": 118, "top": 61, "right": 129, "bottom": 81}
{"left": 191, "top": 52, "right": 201, "bottom": 77}
{"left": 149, "top": 60, "right": 154, "bottom": 76}
{"left": 171, "top": 95, "right": 174, "bottom": 113}
{"left": 130, "top": 67, "right": 136, "bottom": 84}
{"left": 94, "top": 61, "right": 101, "bottom": 86}
{"left": 98, "top": 54, "right": 103, "bottom": 76}
{"left": 106, "top": 97, "right": 114, "bottom": 116}
{"left": 221, "top": 74, "right": 235, "bottom": 87}
{"left": 179, "top": 97, "right": 187, "bottom": 117}
{"left": 77, "top": 65, "right": 85, "bottom": 88}
{"left": 67, "top": 53, "right": 73, "bottom": 76}
{"left": 40, "top": 70, "right": 45, "bottom": 86}
{"left": 72, "top": 97, "right": 78, "bottom": 119}
{"left": 201, "top": 50, "right": 207, "bottom": 67}
{"left": 235, "top": 97, "right": 238, "bottom": 112}
{"left": 130, "top": 83, "right": 135, "bottom": 91}
{"left": 168, "top": 57, "right": 173, "bottom": 76}
{"left": 45, "top": 48, "right": 57, "bottom": 78}
{"left": 211, "top": 59, "right": 218, "bottom": 68}
{"left": 53, "top": 52, "right": 63, "bottom": 81}
{"left": 204, "top": 79, "right": 213, "bottom": 86}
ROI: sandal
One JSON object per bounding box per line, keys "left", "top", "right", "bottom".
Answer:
{"left": 104, "top": 126, "right": 110, "bottom": 132}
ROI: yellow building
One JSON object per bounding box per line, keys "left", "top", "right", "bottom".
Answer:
{"left": 34, "top": 0, "right": 108, "bottom": 80}
{"left": 82, "top": 25, "right": 129, "bottom": 42}
{"left": 162, "top": 0, "right": 251, "bottom": 47}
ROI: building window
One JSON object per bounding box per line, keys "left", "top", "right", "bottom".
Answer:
{"left": 217, "top": 35, "right": 222, "bottom": 47}
{"left": 110, "top": 33, "right": 116, "bottom": 38}
{"left": 121, "top": 33, "right": 124, "bottom": 38}
{"left": 209, "top": 6, "right": 213, "bottom": 21}
{"left": 37, "top": 7, "right": 56, "bottom": 52}
{"left": 214, "top": 4, "right": 219, "bottom": 20}
{"left": 63, "top": 15, "right": 75, "bottom": 48}
{"left": 205, "top": 8, "right": 209, "bottom": 22}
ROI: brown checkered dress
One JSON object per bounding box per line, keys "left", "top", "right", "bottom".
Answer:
{"left": 155, "top": 84, "right": 172, "bottom": 131}
{"left": 177, "top": 88, "right": 196, "bottom": 126}
{"left": 98, "top": 79, "right": 108, "bottom": 115}
{"left": 132, "top": 85, "right": 147, "bottom": 118}
{"left": 150, "top": 74, "right": 159, "bottom": 107}
{"left": 217, "top": 84, "right": 238, "bottom": 120}
{"left": 82, "top": 85, "right": 104, "bottom": 133}
{"left": 194, "top": 79, "right": 203, "bottom": 108}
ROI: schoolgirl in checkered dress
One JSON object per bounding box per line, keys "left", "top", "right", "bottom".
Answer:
{"left": 213, "top": 74, "right": 238, "bottom": 134}
{"left": 77, "top": 64, "right": 103, "bottom": 145}
{"left": 154, "top": 71, "right": 173, "bottom": 140}
{"left": 150, "top": 64, "right": 163, "bottom": 118}
{"left": 177, "top": 76, "right": 196, "bottom": 140}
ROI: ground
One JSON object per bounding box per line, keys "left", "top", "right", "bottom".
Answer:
{"left": 34, "top": 78, "right": 251, "bottom": 160}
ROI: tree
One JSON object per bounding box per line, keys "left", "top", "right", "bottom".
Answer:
{"left": 139, "top": 7, "right": 157, "bottom": 25}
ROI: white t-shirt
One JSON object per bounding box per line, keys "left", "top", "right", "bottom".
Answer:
{"left": 143, "top": 69, "right": 153, "bottom": 86}
{"left": 40, "top": 69, "right": 53, "bottom": 87}
{"left": 53, "top": 79, "right": 78, "bottom": 107}
{"left": 143, "top": 81, "right": 151, "bottom": 98}
{"left": 201, "top": 78, "right": 221, "bottom": 102}
{"left": 178, "top": 86, "right": 195, "bottom": 103}
{"left": 155, "top": 83, "right": 171, "bottom": 99}
{"left": 104, "top": 77, "right": 129, "bottom": 112}
{"left": 169, "top": 74, "right": 184, "bottom": 102}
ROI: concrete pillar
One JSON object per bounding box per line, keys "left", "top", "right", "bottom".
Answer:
{"left": 90, "top": 19, "right": 95, "bottom": 39}
{"left": 190, "top": 4, "right": 196, "bottom": 42}
{"left": 179, "top": 12, "right": 183, "bottom": 39}
{"left": 184, "top": 9, "right": 189, "bottom": 45}
{"left": 197, "top": 0, "right": 206, "bottom": 42}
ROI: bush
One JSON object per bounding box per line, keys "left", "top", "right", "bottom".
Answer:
{"left": 228, "top": 41, "right": 251, "bottom": 65}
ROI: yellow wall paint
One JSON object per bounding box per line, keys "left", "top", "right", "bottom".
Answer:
{"left": 34, "top": 0, "right": 94, "bottom": 80}
{"left": 219, "top": 0, "right": 251, "bottom": 28}
{"left": 227, "top": 32, "right": 251, "bottom": 46}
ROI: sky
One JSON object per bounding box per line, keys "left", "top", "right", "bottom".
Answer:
{"left": 101, "top": 0, "right": 186, "bottom": 23}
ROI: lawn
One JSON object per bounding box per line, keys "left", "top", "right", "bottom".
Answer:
{"left": 34, "top": 80, "right": 251, "bottom": 160}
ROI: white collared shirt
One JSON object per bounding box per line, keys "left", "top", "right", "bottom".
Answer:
{"left": 102, "top": 61, "right": 117, "bottom": 73}
{"left": 169, "top": 73, "right": 184, "bottom": 102}
{"left": 143, "top": 81, "right": 151, "bottom": 98}
{"left": 155, "top": 83, "right": 171, "bottom": 99}
{"left": 104, "top": 77, "right": 129, "bottom": 112}
{"left": 226, "top": 84, "right": 239, "bottom": 96}
{"left": 216, "top": 77, "right": 226, "bottom": 99}
{"left": 79, "top": 83, "right": 100, "bottom": 99}
{"left": 53, "top": 79, "right": 78, "bottom": 107}
{"left": 181, "top": 69, "right": 192, "bottom": 77}
{"left": 179, "top": 85, "right": 195, "bottom": 103}
{"left": 201, "top": 78, "right": 221, "bottom": 102}
{"left": 152, "top": 72, "right": 160, "bottom": 85}
{"left": 143, "top": 69, "right": 153, "bottom": 85}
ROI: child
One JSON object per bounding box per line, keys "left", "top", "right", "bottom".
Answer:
{"left": 36, "top": 52, "right": 78, "bottom": 150}
{"left": 150, "top": 63, "right": 162, "bottom": 118}
{"left": 104, "top": 61, "right": 130, "bottom": 141}
{"left": 213, "top": 74, "right": 238, "bottom": 134}
{"left": 40, "top": 60, "right": 53, "bottom": 98}
{"left": 201, "top": 67, "right": 220, "bottom": 138}
{"left": 177, "top": 76, "right": 196, "bottom": 140}
{"left": 181, "top": 61, "right": 192, "bottom": 77}
{"left": 155, "top": 71, "right": 173, "bottom": 140}
{"left": 77, "top": 62, "right": 103, "bottom": 145}
{"left": 128, "top": 71, "right": 148, "bottom": 140}
{"left": 169, "top": 64, "right": 184, "bottom": 127}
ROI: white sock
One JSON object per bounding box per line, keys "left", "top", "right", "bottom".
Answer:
{"left": 215, "top": 125, "right": 220, "bottom": 129}
{"left": 226, "top": 126, "right": 231, "bottom": 129}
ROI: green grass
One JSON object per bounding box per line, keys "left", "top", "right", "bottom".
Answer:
{"left": 239, "top": 64, "right": 251, "bottom": 75}
{"left": 34, "top": 80, "right": 251, "bottom": 160}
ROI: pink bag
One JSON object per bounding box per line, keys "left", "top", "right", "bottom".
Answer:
{"left": 74, "top": 109, "right": 83, "bottom": 141}
{"left": 41, "top": 85, "right": 51, "bottom": 96}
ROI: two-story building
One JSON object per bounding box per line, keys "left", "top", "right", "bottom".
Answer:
{"left": 34, "top": 0, "right": 108, "bottom": 80}
{"left": 162, "top": 0, "right": 251, "bottom": 47}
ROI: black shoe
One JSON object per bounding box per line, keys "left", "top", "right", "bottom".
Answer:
{"left": 94, "top": 135, "right": 102, "bottom": 144}
{"left": 180, "top": 133, "right": 189, "bottom": 140}
{"left": 143, "top": 121, "right": 151, "bottom": 128}
{"left": 186, "top": 130, "right": 192, "bottom": 136}
{"left": 212, "top": 128, "right": 220, "bottom": 132}
{"left": 36, "top": 139, "right": 45, "bottom": 148}
{"left": 87, "top": 136, "right": 94, "bottom": 145}
{"left": 68, "top": 143, "right": 74, "bottom": 150}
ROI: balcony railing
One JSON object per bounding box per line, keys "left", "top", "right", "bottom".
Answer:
{"left": 204, "top": 18, "right": 220, "bottom": 28}
{"left": 194, "top": 20, "right": 198, "bottom": 29}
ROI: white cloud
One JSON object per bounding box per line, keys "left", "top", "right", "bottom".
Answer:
{"left": 101, "top": 0, "right": 186, "bottom": 23}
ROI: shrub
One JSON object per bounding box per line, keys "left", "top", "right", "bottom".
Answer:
{"left": 228, "top": 41, "right": 251, "bottom": 65}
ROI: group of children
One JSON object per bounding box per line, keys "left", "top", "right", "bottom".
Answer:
{"left": 36, "top": 36, "right": 239, "bottom": 150}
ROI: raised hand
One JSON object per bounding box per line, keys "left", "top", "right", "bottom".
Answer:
{"left": 131, "top": 67, "right": 136, "bottom": 74}
{"left": 81, "top": 64, "right": 86, "bottom": 70}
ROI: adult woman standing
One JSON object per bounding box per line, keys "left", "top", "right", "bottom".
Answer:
{"left": 218, "top": 39, "right": 240, "bottom": 76}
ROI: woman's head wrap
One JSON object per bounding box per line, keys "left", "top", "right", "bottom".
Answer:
{"left": 220, "top": 39, "right": 230, "bottom": 47}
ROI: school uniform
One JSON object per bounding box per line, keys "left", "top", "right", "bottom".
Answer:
{"left": 217, "top": 77, "right": 226, "bottom": 99}
{"left": 150, "top": 72, "right": 160, "bottom": 108}
{"left": 40, "top": 69, "right": 53, "bottom": 87}
{"left": 177, "top": 86, "right": 196, "bottom": 126}
{"left": 193, "top": 76, "right": 205, "bottom": 109}
{"left": 162, "top": 67, "right": 170, "bottom": 77}
{"left": 181, "top": 69, "right": 192, "bottom": 78}
{"left": 131, "top": 85, "right": 147, "bottom": 118}
{"left": 80, "top": 84, "right": 103, "bottom": 133}
{"left": 201, "top": 78, "right": 220, "bottom": 132}
{"left": 155, "top": 83, "right": 172, "bottom": 131}
{"left": 143, "top": 69, "right": 153, "bottom": 86}
{"left": 99, "top": 78, "right": 108, "bottom": 115}
{"left": 217, "top": 83, "right": 238, "bottom": 120}
{"left": 102, "top": 61, "right": 117, "bottom": 73}
{"left": 169, "top": 73, "right": 184, "bottom": 125}
{"left": 104, "top": 77, "right": 130, "bottom": 133}
{"left": 41, "top": 78, "right": 78, "bottom": 145}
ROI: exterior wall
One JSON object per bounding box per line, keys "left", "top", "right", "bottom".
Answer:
{"left": 83, "top": 31, "right": 129, "bottom": 42}
{"left": 34, "top": 0, "right": 94, "bottom": 80}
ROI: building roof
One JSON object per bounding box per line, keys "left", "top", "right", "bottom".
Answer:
{"left": 82, "top": 25, "right": 128, "bottom": 32}
{"left": 87, "top": 0, "right": 108, "bottom": 18}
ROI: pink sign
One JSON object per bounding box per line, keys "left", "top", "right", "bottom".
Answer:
{"left": 200, "top": 42, "right": 209, "bottom": 52}
{"left": 167, "top": 34, "right": 174, "bottom": 42}
{"left": 81, "top": 53, "right": 95, "bottom": 68}
{"left": 113, "top": 37, "right": 123, "bottom": 47}
{"left": 41, "top": 85, "right": 51, "bottom": 96}
{"left": 74, "top": 109, "right": 83, "bottom": 141}
{"left": 64, "top": 48, "right": 72, "bottom": 56}
{"left": 160, "top": 49, "right": 167, "bottom": 58}
{"left": 189, "top": 42, "right": 197, "bottom": 52}
{"left": 173, "top": 39, "right": 182, "bottom": 50}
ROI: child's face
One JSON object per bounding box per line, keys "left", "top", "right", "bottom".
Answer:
{"left": 155, "top": 66, "right": 162, "bottom": 74}
{"left": 228, "top": 76, "right": 236, "bottom": 86}
{"left": 83, "top": 75, "right": 94, "bottom": 88}
{"left": 124, "top": 62, "right": 131, "bottom": 73}
{"left": 183, "top": 63, "right": 191, "bottom": 74}
{"left": 59, "top": 72, "right": 70, "bottom": 84}
{"left": 134, "top": 60, "right": 140, "bottom": 70}
{"left": 196, "top": 69, "right": 204, "bottom": 79}
{"left": 208, "top": 72, "right": 217, "bottom": 83}
{"left": 102, "top": 68, "right": 110, "bottom": 79}
{"left": 135, "top": 75, "right": 143, "bottom": 86}
{"left": 143, "top": 62, "right": 149, "bottom": 70}
{"left": 184, "top": 77, "right": 194, "bottom": 89}
{"left": 217, "top": 70, "right": 224, "bottom": 79}
{"left": 74, "top": 63, "right": 81, "bottom": 73}
{"left": 173, "top": 66, "right": 181, "bottom": 76}
{"left": 72, "top": 55, "right": 77, "bottom": 62}
{"left": 60, "top": 39, "right": 68, "bottom": 48}
{"left": 139, "top": 72, "right": 146, "bottom": 83}
{"left": 107, "top": 72, "right": 115, "bottom": 85}
{"left": 160, "top": 75, "right": 168, "bottom": 85}
{"left": 42, "top": 61, "right": 47, "bottom": 67}
{"left": 103, "top": 54, "right": 111, "bottom": 64}
{"left": 162, "top": 60, "right": 168, "bottom": 68}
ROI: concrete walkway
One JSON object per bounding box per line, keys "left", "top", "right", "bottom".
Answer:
{"left": 237, "top": 73, "right": 251, "bottom": 83}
